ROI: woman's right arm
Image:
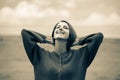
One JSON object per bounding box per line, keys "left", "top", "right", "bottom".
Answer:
{"left": 21, "top": 29, "right": 47, "bottom": 65}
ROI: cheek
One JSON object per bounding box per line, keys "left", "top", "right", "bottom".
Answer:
{"left": 64, "top": 30, "right": 69, "bottom": 39}
{"left": 65, "top": 30, "right": 69, "bottom": 35}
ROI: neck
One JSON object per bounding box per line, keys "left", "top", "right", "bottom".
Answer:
{"left": 54, "top": 39, "right": 67, "bottom": 55}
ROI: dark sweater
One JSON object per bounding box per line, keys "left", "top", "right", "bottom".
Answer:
{"left": 21, "top": 29, "right": 104, "bottom": 80}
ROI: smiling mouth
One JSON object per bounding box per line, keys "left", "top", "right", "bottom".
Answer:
{"left": 56, "top": 30, "right": 65, "bottom": 34}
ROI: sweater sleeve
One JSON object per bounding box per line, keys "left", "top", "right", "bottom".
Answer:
{"left": 86, "top": 33, "right": 103, "bottom": 67}
{"left": 78, "top": 32, "right": 104, "bottom": 67}
{"left": 21, "top": 29, "right": 47, "bottom": 65}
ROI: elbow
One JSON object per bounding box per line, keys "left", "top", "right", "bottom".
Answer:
{"left": 98, "top": 32, "right": 104, "bottom": 38}
{"left": 97, "top": 32, "right": 104, "bottom": 42}
{"left": 21, "top": 29, "right": 24, "bottom": 36}
{"left": 99, "top": 32, "right": 104, "bottom": 39}
{"left": 21, "top": 29, "right": 27, "bottom": 35}
{"left": 21, "top": 29, "right": 28, "bottom": 38}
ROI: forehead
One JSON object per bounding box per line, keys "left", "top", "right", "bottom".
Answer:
{"left": 57, "top": 22, "right": 68, "bottom": 26}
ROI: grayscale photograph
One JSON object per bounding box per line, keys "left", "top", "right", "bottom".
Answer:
{"left": 0, "top": 0, "right": 120, "bottom": 80}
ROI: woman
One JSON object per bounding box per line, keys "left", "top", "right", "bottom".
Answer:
{"left": 21, "top": 20, "right": 104, "bottom": 80}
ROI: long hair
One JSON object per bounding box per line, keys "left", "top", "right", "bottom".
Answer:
{"left": 52, "top": 20, "right": 77, "bottom": 51}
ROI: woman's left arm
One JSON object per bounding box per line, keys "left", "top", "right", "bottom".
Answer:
{"left": 73, "top": 32, "right": 104, "bottom": 47}
{"left": 84, "top": 32, "right": 104, "bottom": 66}
{"left": 81, "top": 32, "right": 104, "bottom": 54}
{"left": 73, "top": 32, "right": 104, "bottom": 66}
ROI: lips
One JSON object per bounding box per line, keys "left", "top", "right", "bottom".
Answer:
{"left": 56, "top": 30, "right": 65, "bottom": 34}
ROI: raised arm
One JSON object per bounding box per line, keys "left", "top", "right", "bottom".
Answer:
{"left": 85, "top": 33, "right": 103, "bottom": 66}
{"left": 79, "top": 32, "right": 103, "bottom": 53}
{"left": 21, "top": 29, "right": 47, "bottom": 65}
{"left": 73, "top": 32, "right": 104, "bottom": 67}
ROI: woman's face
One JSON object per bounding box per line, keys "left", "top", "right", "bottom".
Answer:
{"left": 54, "top": 22, "right": 69, "bottom": 40}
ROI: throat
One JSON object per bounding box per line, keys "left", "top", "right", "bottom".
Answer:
{"left": 54, "top": 47, "right": 67, "bottom": 55}
{"left": 54, "top": 39, "right": 67, "bottom": 55}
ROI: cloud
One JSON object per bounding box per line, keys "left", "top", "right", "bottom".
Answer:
{"left": 64, "top": 0, "right": 76, "bottom": 8}
{"left": 71, "top": 12, "right": 120, "bottom": 38}
{"left": 78, "top": 12, "right": 120, "bottom": 26}
{"left": 0, "top": 1, "right": 70, "bottom": 18}
{"left": 1, "top": 1, "right": 119, "bottom": 26}
{"left": 0, "top": 1, "right": 70, "bottom": 35}
{"left": 0, "top": 0, "right": 120, "bottom": 38}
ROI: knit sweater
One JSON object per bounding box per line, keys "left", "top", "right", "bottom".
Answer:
{"left": 21, "top": 29, "right": 103, "bottom": 80}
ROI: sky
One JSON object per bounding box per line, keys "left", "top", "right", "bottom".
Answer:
{"left": 0, "top": 0, "right": 120, "bottom": 38}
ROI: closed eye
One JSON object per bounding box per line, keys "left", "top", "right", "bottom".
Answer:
{"left": 63, "top": 26, "right": 69, "bottom": 29}
{"left": 56, "top": 25, "right": 60, "bottom": 29}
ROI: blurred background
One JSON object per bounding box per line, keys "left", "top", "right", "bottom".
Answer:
{"left": 0, "top": 0, "right": 120, "bottom": 80}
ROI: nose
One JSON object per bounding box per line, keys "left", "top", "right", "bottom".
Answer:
{"left": 59, "top": 28, "right": 62, "bottom": 31}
